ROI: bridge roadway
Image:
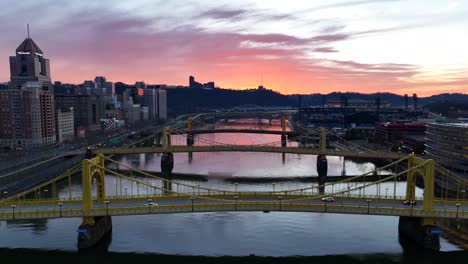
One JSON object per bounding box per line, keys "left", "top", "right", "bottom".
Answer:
{"left": 1, "top": 194, "right": 467, "bottom": 221}
{"left": 94, "top": 145, "right": 403, "bottom": 159}
{"left": 173, "top": 129, "right": 298, "bottom": 136}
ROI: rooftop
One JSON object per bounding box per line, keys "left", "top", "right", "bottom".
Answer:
{"left": 16, "top": 38, "right": 43, "bottom": 55}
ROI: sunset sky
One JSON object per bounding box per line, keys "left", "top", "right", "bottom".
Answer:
{"left": 0, "top": 0, "right": 467, "bottom": 96}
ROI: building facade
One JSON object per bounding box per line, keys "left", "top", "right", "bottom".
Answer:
{"left": 142, "top": 88, "right": 157, "bottom": 119}
{"left": 56, "top": 107, "right": 75, "bottom": 143}
{"left": 0, "top": 82, "right": 56, "bottom": 149}
{"left": 425, "top": 123, "right": 468, "bottom": 173}
{"left": 157, "top": 89, "right": 167, "bottom": 120}
{"left": 375, "top": 122, "right": 426, "bottom": 145}
{"left": 55, "top": 94, "right": 103, "bottom": 132}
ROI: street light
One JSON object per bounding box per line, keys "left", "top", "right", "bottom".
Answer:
{"left": 462, "top": 190, "right": 466, "bottom": 200}
{"left": 235, "top": 182, "right": 238, "bottom": 194}
{"left": 105, "top": 200, "right": 110, "bottom": 215}
{"left": 278, "top": 196, "right": 283, "bottom": 211}
{"left": 366, "top": 199, "right": 371, "bottom": 214}
{"left": 191, "top": 196, "right": 195, "bottom": 212}
{"left": 272, "top": 183, "right": 276, "bottom": 193}
{"left": 234, "top": 195, "right": 239, "bottom": 211}
{"left": 456, "top": 203, "right": 461, "bottom": 219}
{"left": 385, "top": 188, "right": 388, "bottom": 198}
{"left": 147, "top": 198, "right": 152, "bottom": 213}
{"left": 3, "top": 191, "right": 8, "bottom": 197}
{"left": 58, "top": 202, "right": 63, "bottom": 217}
{"left": 10, "top": 204, "right": 16, "bottom": 219}
{"left": 124, "top": 187, "right": 128, "bottom": 196}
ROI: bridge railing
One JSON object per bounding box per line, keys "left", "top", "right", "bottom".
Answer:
{"left": 2, "top": 200, "right": 468, "bottom": 221}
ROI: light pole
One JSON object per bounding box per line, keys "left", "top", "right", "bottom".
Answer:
{"left": 191, "top": 196, "right": 195, "bottom": 212}
{"left": 366, "top": 199, "right": 371, "bottom": 214}
{"left": 235, "top": 182, "right": 238, "bottom": 194}
{"left": 10, "top": 204, "right": 16, "bottom": 220}
{"left": 456, "top": 203, "right": 461, "bottom": 219}
{"left": 124, "top": 187, "right": 128, "bottom": 196}
{"left": 147, "top": 198, "right": 152, "bottom": 214}
{"left": 385, "top": 187, "right": 388, "bottom": 198}
{"left": 105, "top": 200, "right": 110, "bottom": 216}
{"left": 3, "top": 191, "right": 7, "bottom": 197}
{"left": 272, "top": 183, "right": 275, "bottom": 193}
{"left": 58, "top": 202, "right": 63, "bottom": 217}
{"left": 462, "top": 190, "right": 466, "bottom": 201}
{"left": 278, "top": 196, "right": 283, "bottom": 211}
{"left": 234, "top": 195, "right": 239, "bottom": 211}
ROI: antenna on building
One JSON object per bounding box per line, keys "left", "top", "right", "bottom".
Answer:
{"left": 27, "top": 24, "right": 30, "bottom": 38}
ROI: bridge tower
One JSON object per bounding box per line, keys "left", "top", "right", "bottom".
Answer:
{"left": 399, "top": 154, "right": 439, "bottom": 250}
{"left": 316, "top": 128, "right": 328, "bottom": 178}
{"left": 186, "top": 118, "right": 194, "bottom": 162}
{"left": 78, "top": 154, "right": 112, "bottom": 249}
{"left": 187, "top": 117, "right": 193, "bottom": 131}
{"left": 162, "top": 127, "right": 172, "bottom": 151}
{"left": 281, "top": 117, "right": 287, "bottom": 147}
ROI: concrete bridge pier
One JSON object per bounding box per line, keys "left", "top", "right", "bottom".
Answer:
{"left": 318, "top": 176, "right": 326, "bottom": 195}
{"left": 161, "top": 152, "right": 174, "bottom": 178}
{"left": 281, "top": 134, "right": 287, "bottom": 147}
{"left": 187, "top": 134, "right": 194, "bottom": 146}
{"left": 78, "top": 216, "right": 112, "bottom": 249}
{"left": 317, "top": 155, "right": 328, "bottom": 178}
{"left": 398, "top": 217, "right": 440, "bottom": 251}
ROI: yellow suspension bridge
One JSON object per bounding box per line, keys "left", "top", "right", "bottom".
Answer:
{"left": 1, "top": 117, "right": 467, "bottom": 250}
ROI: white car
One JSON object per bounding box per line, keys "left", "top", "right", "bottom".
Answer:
{"left": 321, "top": 197, "right": 335, "bottom": 202}
{"left": 145, "top": 202, "right": 158, "bottom": 206}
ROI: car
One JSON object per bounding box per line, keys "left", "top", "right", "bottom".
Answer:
{"left": 321, "top": 197, "right": 335, "bottom": 202}
{"left": 403, "top": 200, "right": 416, "bottom": 205}
{"left": 145, "top": 202, "right": 158, "bottom": 206}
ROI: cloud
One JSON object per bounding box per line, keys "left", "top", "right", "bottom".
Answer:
{"left": 313, "top": 47, "right": 338, "bottom": 53}
{"left": 302, "top": 0, "right": 400, "bottom": 13}
{"left": 199, "top": 9, "right": 247, "bottom": 19}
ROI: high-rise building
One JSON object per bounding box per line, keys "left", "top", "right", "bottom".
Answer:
{"left": 9, "top": 34, "right": 52, "bottom": 91}
{"left": 142, "top": 88, "right": 157, "bottom": 119}
{"left": 0, "top": 82, "right": 56, "bottom": 149}
{"left": 55, "top": 94, "right": 103, "bottom": 132}
{"left": 103, "top": 81, "right": 115, "bottom": 97}
{"left": 0, "top": 89, "right": 32, "bottom": 149}
{"left": 135, "top": 81, "right": 146, "bottom": 89}
{"left": 95, "top": 76, "right": 107, "bottom": 88}
{"left": 56, "top": 107, "right": 74, "bottom": 143}
{"left": 157, "top": 89, "right": 167, "bottom": 120}
{"left": 425, "top": 123, "right": 468, "bottom": 173}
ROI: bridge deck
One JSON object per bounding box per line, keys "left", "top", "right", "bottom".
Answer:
{"left": 1, "top": 194, "right": 466, "bottom": 220}
{"left": 94, "top": 145, "right": 402, "bottom": 159}
{"left": 174, "top": 129, "right": 298, "bottom": 136}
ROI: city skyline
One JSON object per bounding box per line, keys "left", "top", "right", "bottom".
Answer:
{"left": 0, "top": 0, "right": 467, "bottom": 96}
